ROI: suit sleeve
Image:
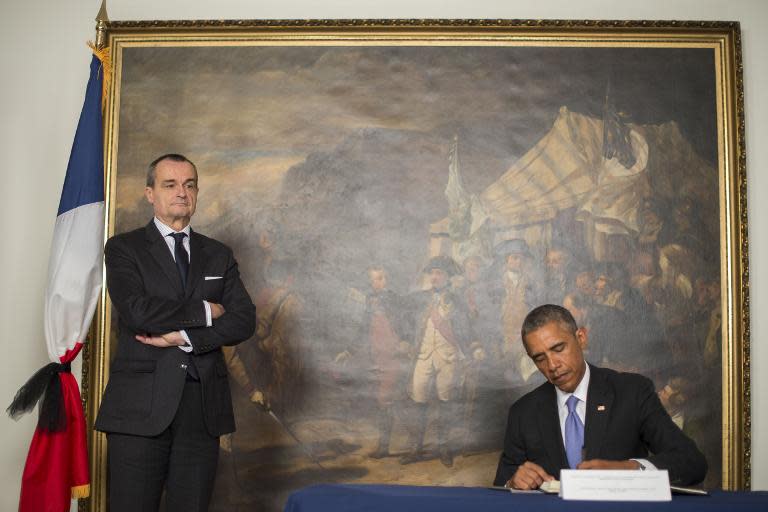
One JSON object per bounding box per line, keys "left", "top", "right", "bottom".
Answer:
{"left": 494, "top": 403, "right": 526, "bottom": 486}
{"left": 636, "top": 376, "right": 708, "bottom": 485}
{"left": 184, "top": 249, "right": 256, "bottom": 355}
{"left": 105, "top": 236, "right": 207, "bottom": 333}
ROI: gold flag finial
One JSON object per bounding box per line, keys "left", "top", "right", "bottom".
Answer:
{"left": 89, "top": 0, "right": 112, "bottom": 112}
{"left": 95, "top": 0, "right": 109, "bottom": 50}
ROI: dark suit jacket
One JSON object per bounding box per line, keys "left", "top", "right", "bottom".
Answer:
{"left": 493, "top": 365, "right": 707, "bottom": 486}
{"left": 95, "top": 221, "right": 256, "bottom": 437}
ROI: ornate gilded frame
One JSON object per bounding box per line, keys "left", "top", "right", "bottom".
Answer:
{"left": 82, "top": 18, "right": 749, "bottom": 511}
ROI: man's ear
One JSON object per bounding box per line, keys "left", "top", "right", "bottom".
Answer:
{"left": 576, "top": 326, "right": 589, "bottom": 350}
{"left": 521, "top": 335, "right": 531, "bottom": 358}
{"left": 144, "top": 186, "right": 154, "bottom": 204}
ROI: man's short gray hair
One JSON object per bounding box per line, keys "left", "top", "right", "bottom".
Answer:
{"left": 146, "top": 153, "right": 198, "bottom": 187}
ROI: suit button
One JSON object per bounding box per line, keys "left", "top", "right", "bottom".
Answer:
{"left": 180, "top": 363, "right": 188, "bottom": 370}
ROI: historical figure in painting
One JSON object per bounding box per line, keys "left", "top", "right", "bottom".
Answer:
{"left": 492, "top": 239, "right": 542, "bottom": 388}
{"left": 401, "top": 256, "right": 473, "bottom": 467}
{"left": 335, "top": 266, "right": 411, "bottom": 458}
{"left": 254, "top": 259, "right": 304, "bottom": 417}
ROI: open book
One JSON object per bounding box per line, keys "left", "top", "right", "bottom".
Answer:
{"left": 539, "top": 480, "right": 560, "bottom": 494}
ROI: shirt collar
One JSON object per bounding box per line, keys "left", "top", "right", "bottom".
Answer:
{"left": 154, "top": 217, "right": 191, "bottom": 237}
{"left": 555, "top": 362, "right": 590, "bottom": 409}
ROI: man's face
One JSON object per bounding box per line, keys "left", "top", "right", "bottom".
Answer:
{"left": 429, "top": 268, "right": 448, "bottom": 289}
{"left": 369, "top": 270, "right": 387, "bottom": 291}
{"left": 695, "top": 279, "right": 720, "bottom": 307}
{"left": 545, "top": 250, "right": 566, "bottom": 272}
{"left": 641, "top": 209, "right": 661, "bottom": 229}
{"left": 505, "top": 253, "right": 524, "bottom": 272}
{"left": 594, "top": 274, "right": 609, "bottom": 297}
{"left": 563, "top": 295, "right": 584, "bottom": 325}
{"left": 575, "top": 271, "right": 595, "bottom": 296}
{"left": 523, "top": 321, "right": 588, "bottom": 393}
{"left": 464, "top": 259, "right": 481, "bottom": 283}
{"left": 145, "top": 159, "right": 198, "bottom": 227}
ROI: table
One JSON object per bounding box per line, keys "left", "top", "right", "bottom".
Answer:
{"left": 284, "top": 483, "right": 768, "bottom": 512}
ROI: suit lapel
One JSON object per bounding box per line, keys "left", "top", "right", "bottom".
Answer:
{"left": 537, "top": 384, "right": 568, "bottom": 470}
{"left": 584, "top": 365, "right": 614, "bottom": 460}
{"left": 145, "top": 222, "right": 184, "bottom": 293}
{"left": 186, "top": 230, "right": 205, "bottom": 297}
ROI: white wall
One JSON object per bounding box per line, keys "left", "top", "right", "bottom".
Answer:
{"left": 1, "top": 1, "right": 765, "bottom": 510}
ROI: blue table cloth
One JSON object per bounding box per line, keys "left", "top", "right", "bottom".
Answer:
{"left": 284, "top": 483, "right": 768, "bottom": 512}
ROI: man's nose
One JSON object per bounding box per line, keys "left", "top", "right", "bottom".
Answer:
{"left": 546, "top": 356, "right": 559, "bottom": 371}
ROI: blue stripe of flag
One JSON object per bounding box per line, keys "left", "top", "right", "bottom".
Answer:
{"left": 57, "top": 54, "right": 105, "bottom": 217}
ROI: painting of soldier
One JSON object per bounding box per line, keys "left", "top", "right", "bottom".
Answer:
{"left": 399, "top": 256, "right": 472, "bottom": 467}
{"left": 108, "top": 42, "right": 725, "bottom": 509}
{"left": 334, "top": 266, "right": 411, "bottom": 458}
{"left": 483, "top": 239, "right": 544, "bottom": 393}
{"left": 253, "top": 259, "right": 305, "bottom": 417}
{"left": 541, "top": 245, "right": 574, "bottom": 305}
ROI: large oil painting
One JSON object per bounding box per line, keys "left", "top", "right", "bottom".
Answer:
{"left": 86, "top": 20, "right": 748, "bottom": 512}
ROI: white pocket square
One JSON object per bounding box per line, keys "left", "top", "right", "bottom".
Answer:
{"left": 204, "top": 276, "right": 223, "bottom": 280}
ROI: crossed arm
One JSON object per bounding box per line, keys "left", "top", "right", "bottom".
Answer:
{"left": 134, "top": 301, "right": 225, "bottom": 347}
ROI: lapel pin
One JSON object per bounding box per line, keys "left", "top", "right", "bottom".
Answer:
{"left": 597, "top": 405, "right": 606, "bottom": 411}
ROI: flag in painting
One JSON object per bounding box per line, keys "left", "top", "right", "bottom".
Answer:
{"left": 10, "top": 51, "right": 106, "bottom": 512}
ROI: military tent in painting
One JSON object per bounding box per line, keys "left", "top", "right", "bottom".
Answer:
{"left": 431, "top": 106, "right": 717, "bottom": 262}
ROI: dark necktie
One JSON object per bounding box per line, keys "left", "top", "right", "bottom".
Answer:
{"left": 170, "top": 232, "right": 189, "bottom": 290}
{"left": 169, "top": 232, "right": 198, "bottom": 380}
{"left": 565, "top": 395, "right": 585, "bottom": 468}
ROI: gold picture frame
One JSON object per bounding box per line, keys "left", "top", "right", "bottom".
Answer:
{"left": 83, "top": 19, "right": 748, "bottom": 511}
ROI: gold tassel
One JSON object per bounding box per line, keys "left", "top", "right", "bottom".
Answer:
{"left": 71, "top": 483, "right": 90, "bottom": 499}
{"left": 87, "top": 41, "right": 112, "bottom": 112}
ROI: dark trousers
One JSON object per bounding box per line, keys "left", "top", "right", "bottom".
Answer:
{"left": 107, "top": 380, "right": 219, "bottom": 512}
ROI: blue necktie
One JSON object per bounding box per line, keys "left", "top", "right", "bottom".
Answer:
{"left": 170, "top": 232, "right": 189, "bottom": 290}
{"left": 565, "top": 395, "right": 584, "bottom": 469}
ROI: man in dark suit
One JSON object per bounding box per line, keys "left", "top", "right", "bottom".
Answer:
{"left": 95, "top": 154, "right": 257, "bottom": 512}
{"left": 494, "top": 304, "right": 706, "bottom": 490}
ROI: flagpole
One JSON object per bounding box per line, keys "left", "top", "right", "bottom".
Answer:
{"left": 87, "top": 4, "right": 111, "bottom": 512}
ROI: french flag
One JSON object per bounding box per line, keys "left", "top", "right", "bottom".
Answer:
{"left": 8, "top": 52, "right": 106, "bottom": 512}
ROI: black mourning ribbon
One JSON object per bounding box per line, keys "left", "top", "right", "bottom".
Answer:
{"left": 6, "top": 361, "right": 71, "bottom": 432}
{"left": 170, "top": 232, "right": 189, "bottom": 290}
